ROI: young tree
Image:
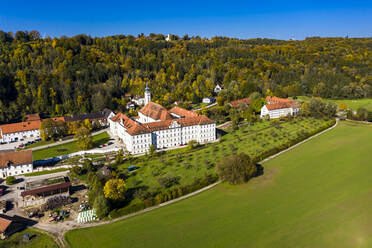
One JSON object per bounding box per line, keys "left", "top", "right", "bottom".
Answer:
{"left": 94, "top": 193, "right": 111, "bottom": 218}
{"left": 149, "top": 144, "right": 156, "bottom": 157}
{"left": 252, "top": 98, "right": 266, "bottom": 113}
{"left": 75, "top": 126, "right": 93, "bottom": 150}
{"left": 115, "top": 149, "right": 124, "bottom": 164}
{"left": 39, "top": 119, "right": 56, "bottom": 141}
{"left": 187, "top": 140, "right": 198, "bottom": 150}
{"left": 216, "top": 153, "right": 257, "bottom": 185}
{"left": 103, "top": 179, "right": 127, "bottom": 201}
{"left": 84, "top": 119, "right": 93, "bottom": 131}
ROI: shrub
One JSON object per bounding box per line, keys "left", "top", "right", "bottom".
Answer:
{"left": 216, "top": 153, "right": 257, "bottom": 185}
{"left": 157, "top": 175, "right": 181, "bottom": 188}
{"left": 5, "top": 176, "right": 16, "bottom": 185}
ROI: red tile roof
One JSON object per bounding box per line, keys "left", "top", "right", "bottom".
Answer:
{"left": 0, "top": 120, "right": 41, "bottom": 135}
{"left": 25, "top": 114, "right": 41, "bottom": 122}
{"left": 139, "top": 102, "right": 174, "bottom": 121}
{"left": 110, "top": 113, "right": 149, "bottom": 135}
{"left": 0, "top": 217, "right": 12, "bottom": 232}
{"left": 266, "top": 96, "right": 294, "bottom": 104}
{"left": 0, "top": 150, "right": 33, "bottom": 168}
{"left": 264, "top": 96, "right": 300, "bottom": 110}
{"left": 169, "top": 106, "right": 199, "bottom": 117}
{"left": 49, "top": 117, "right": 66, "bottom": 122}
{"left": 21, "top": 182, "right": 71, "bottom": 197}
{"left": 110, "top": 106, "right": 215, "bottom": 136}
{"left": 229, "top": 98, "right": 251, "bottom": 108}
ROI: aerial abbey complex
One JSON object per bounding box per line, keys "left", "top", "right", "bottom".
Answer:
{"left": 109, "top": 85, "right": 217, "bottom": 154}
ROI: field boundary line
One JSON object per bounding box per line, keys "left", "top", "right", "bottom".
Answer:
{"left": 261, "top": 119, "right": 338, "bottom": 164}
{"left": 345, "top": 119, "right": 372, "bottom": 125}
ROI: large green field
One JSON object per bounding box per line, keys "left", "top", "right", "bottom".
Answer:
{"left": 65, "top": 121, "right": 372, "bottom": 248}
{"left": 33, "top": 131, "right": 110, "bottom": 160}
{"left": 0, "top": 228, "right": 58, "bottom": 248}
{"left": 297, "top": 96, "right": 372, "bottom": 111}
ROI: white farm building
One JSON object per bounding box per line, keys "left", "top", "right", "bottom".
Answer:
{"left": 261, "top": 96, "right": 300, "bottom": 119}
{"left": 0, "top": 150, "right": 33, "bottom": 178}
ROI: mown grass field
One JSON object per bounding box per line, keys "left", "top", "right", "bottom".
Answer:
{"left": 123, "top": 118, "right": 331, "bottom": 193}
{"left": 32, "top": 131, "right": 110, "bottom": 160}
{"left": 65, "top": 121, "right": 372, "bottom": 248}
{"left": 0, "top": 228, "right": 58, "bottom": 248}
{"left": 297, "top": 96, "right": 372, "bottom": 111}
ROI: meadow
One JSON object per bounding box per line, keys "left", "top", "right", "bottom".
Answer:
{"left": 32, "top": 132, "right": 110, "bottom": 160}
{"left": 297, "top": 96, "right": 372, "bottom": 111}
{"left": 65, "top": 121, "right": 372, "bottom": 248}
{"left": 0, "top": 228, "right": 58, "bottom": 248}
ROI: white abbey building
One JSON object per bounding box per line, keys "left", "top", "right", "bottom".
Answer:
{"left": 261, "top": 96, "right": 300, "bottom": 119}
{"left": 109, "top": 86, "right": 216, "bottom": 154}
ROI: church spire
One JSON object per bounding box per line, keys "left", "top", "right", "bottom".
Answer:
{"left": 144, "top": 83, "right": 151, "bottom": 105}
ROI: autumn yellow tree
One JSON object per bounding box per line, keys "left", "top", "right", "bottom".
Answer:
{"left": 338, "top": 103, "right": 347, "bottom": 110}
{"left": 103, "top": 179, "right": 127, "bottom": 201}
{"left": 75, "top": 126, "right": 92, "bottom": 150}
{"left": 84, "top": 119, "right": 93, "bottom": 131}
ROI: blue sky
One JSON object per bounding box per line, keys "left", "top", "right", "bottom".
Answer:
{"left": 1, "top": 0, "right": 371, "bottom": 39}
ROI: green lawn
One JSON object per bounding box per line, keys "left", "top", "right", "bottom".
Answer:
{"left": 122, "top": 118, "right": 332, "bottom": 193}
{"left": 32, "top": 132, "right": 110, "bottom": 160}
{"left": 297, "top": 96, "right": 372, "bottom": 111}
{"left": 65, "top": 121, "right": 372, "bottom": 248}
{"left": 0, "top": 228, "right": 58, "bottom": 248}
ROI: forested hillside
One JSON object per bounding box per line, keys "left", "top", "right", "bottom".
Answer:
{"left": 0, "top": 31, "right": 371, "bottom": 123}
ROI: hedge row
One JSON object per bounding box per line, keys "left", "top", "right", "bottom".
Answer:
{"left": 109, "top": 174, "right": 218, "bottom": 219}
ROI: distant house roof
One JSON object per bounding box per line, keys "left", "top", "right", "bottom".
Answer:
{"left": 25, "top": 114, "right": 41, "bottom": 122}
{"left": 0, "top": 150, "right": 33, "bottom": 168}
{"left": 21, "top": 181, "right": 71, "bottom": 197}
{"left": 139, "top": 102, "right": 174, "bottom": 121}
{"left": 65, "top": 108, "right": 112, "bottom": 122}
{"left": 0, "top": 120, "right": 41, "bottom": 135}
{"left": 264, "top": 96, "right": 300, "bottom": 110}
{"left": 49, "top": 117, "right": 66, "bottom": 122}
{"left": 229, "top": 98, "right": 251, "bottom": 108}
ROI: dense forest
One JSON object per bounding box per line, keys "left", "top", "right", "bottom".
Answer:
{"left": 0, "top": 30, "right": 371, "bottom": 124}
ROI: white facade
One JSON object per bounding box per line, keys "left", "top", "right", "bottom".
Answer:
{"left": 0, "top": 162, "right": 33, "bottom": 178}
{"left": 214, "top": 84, "right": 222, "bottom": 94}
{"left": 260, "top": 105, "right": 300, "bottom": 119}
{"left": 0, "top": 129, "right": 40, "bottom": 143}
{"left": 132, "top": 98, "right": 146, "bottom": 106}
{"left": 111, "top": 119, "right": 216, "bottom": 154}
{"left": 202, "top": 97, "right": 215, "bottom": 104}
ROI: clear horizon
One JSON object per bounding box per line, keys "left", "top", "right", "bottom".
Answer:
{"left": 1, "top": 0, "right": 372, "bottom": 40}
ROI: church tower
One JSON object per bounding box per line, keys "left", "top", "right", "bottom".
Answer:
{"left": 144, "top": 83, "right": 151, "bottom": 105}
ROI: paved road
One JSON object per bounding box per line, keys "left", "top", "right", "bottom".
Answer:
{"left": 194, "top": 102, "right": 217, "bottom": 111}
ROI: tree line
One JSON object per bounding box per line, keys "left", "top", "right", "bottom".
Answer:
{"left": 0, "top": 30, "right": 371, "bottom": 124}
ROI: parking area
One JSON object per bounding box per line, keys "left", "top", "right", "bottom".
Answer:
{"left": 0, "top": 136, "right": 41, "bottom": 151}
